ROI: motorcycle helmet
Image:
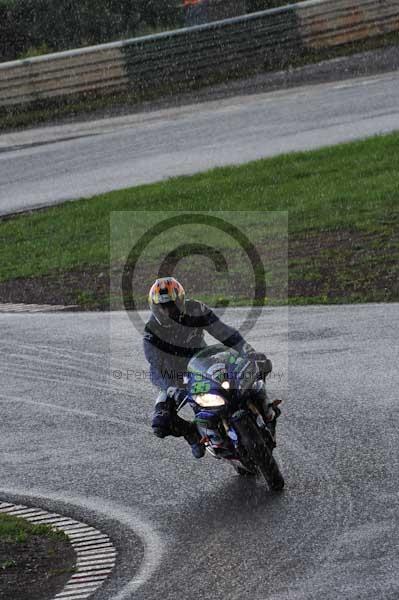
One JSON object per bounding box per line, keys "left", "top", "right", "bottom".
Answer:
{"left": 148, "top": 277, "right": 185, "bottom": 326}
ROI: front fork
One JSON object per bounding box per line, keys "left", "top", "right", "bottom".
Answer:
{"left": 242, "top": 398, "right": 282, "bottom": 447}
{"left": 219, "top": 408, "right": 266, "bottom": 448}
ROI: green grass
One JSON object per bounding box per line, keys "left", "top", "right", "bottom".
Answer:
{"left": 0, "top": 513, "right": 67, "bottom": 544}
{"left": 0, "top": 132, "right": 398, "bottom": 306}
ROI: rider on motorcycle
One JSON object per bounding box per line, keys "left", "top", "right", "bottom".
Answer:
{"left": 143, "top": 276, "right": 279, "bottom": 458}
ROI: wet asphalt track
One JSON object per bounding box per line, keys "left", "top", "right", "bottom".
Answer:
{"left": 1, "top": 304, "right": 398, "bottom": 600}
{"left": 1, "top": 69, "right": 399, "bottom": 215}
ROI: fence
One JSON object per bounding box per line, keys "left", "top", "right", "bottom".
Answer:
{"left": 1, "top": 0, "right": 399, "bottom": 109}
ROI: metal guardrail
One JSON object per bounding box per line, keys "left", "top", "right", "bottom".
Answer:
{"left": 1, "top": 0, "right": 399, "bottom": 109}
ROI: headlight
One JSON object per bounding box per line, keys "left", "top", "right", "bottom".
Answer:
{"left": 194, "top": 393, "right": 226, "bottom": 407}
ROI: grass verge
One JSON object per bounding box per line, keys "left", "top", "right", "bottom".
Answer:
{"left": 0, "top": 512, "right": 67, "bottom": 543}
{"left": 0, "top": 132, "right": 398, "bottom": 308}
{"left": 0, "top": 512, "right": 76, "bottom": 600}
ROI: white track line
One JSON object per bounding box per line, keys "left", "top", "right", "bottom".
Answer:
{"left": 0, "top": 393, "right": 137, "bottom": 427}
{"left": 0, "top": 303, "right": 76, "bottom": 313}
{"left": 0, "top": 501, "right": 116, "bottom": 600}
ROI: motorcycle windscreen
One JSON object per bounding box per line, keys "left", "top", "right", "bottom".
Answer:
{"left": 187, "top": 344, "right": 239, "bottom": 386}
{"left": 187, "top": 344, "right": 259, "bottom": 392}
{"left": 232, "top": 357, "right": 259, "bottom": 392}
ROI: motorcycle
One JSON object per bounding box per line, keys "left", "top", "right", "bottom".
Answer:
{"left": 177, "top": 344, "right": 284, "bottom": 491}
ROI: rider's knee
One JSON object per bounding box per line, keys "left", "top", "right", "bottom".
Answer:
{"left": 155, "top": 390, "right": 169, "bottom": 406}
{"left": 153, "top": 391, "right": 173, "bottom": 438}
{"left": 153, "top": 426, "right": 168, "bottom": 439}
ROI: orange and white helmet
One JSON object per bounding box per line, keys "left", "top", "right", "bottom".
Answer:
{"left": 148, "top": 277, "right": 185, "bottom": 326}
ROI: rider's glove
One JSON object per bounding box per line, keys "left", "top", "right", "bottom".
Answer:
{"left": 241, "top": 342, "right": 257, "bottom": 358}
{"left": 264, "top": 357, "right": 273, "bottom": 375}
{"left": 243, "top": 346, "right": 273, "bottom": 378}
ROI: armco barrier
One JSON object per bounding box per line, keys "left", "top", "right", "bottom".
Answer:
{"left": 1, "top": 0, "right": 399, "bottom": 109}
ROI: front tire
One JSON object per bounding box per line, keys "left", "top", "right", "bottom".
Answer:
{"left": 234, "top": 415, "right": 285, "bottom": 491}
{"left": 234, "top": 462, "right": 257, "bottom": 477}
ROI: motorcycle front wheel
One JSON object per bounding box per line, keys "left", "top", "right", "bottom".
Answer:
{"left": 234, "top": 415, "right": 285, "bottom": 491}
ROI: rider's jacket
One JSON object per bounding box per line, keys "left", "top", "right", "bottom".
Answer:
{"left": 143, "top": 299, "right": 247, "bottom": 390}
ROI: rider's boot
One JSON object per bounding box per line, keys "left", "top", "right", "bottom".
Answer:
{"left": 174, "top": 418, "right": 205, "bottom": 459}
{"left": 183, "top": 426, "right": 206, "bottom": 459}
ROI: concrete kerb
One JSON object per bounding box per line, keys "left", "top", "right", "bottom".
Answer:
{"left": 0, "top": 501, "right": 117, "bottom": 600}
